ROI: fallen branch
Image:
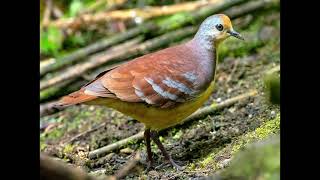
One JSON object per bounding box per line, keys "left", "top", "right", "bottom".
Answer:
{"left": 40, "top": 78, "right": 87, "bottom": 102}
{"left": 46, "top": 0, "right": 222, "bottom": 30}
{"left": 185, "top": 90, "right": 258, "bottom": 121}
{"left": 89, "top": 131, "right": 144, "bottom": 159}
{"left": 88, "top": 90, "right": 258, "bottom": 159}
{"left": 40, "top": 101, "right": 62, "bottom": 118}
{"left": 40, "top": 34, "right": 145, "bottom": 77}
{"left": 40, "top": 153, "right": 98, "bottom": 180}
{"left": 40, "top": 0, "right": 249, "bottom": 76}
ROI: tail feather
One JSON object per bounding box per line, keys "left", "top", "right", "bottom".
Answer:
{"left": 54, "top": 89, "right": 97, "bottom": 108}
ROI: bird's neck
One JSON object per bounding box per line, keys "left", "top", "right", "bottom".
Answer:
{"left": 194, "top": 32, "right": 215, "bottom": 51}
{"left": 190, "top": 34, "right": 218, "bottom": 63}
{"left": 187, "top": 36, "right": 218, "bottom": 89}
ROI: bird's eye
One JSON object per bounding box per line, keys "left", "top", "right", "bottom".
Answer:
{"left": 215, "top": 24, "right": 224, "bottom": 31}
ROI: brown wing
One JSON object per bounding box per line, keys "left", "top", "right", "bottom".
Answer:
{"left": 83, "top": 44, "right": 203, "bottom": 108}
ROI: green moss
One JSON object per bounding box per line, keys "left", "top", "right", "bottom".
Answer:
{"left": 200, "top": 155, "right": 214, "bottom": 168}
{"left": 195, "top": 148, "right": 220, "bottom": 170}
{"left": 40, "top": 117, "right": 65, "bottom": 143}
{"left": 40, "top": 143, "right": 47, "bottom": 151}
{"left": 172, "top": 130, "right": 183, "bottom": 140}
{"left": 231, "top": 114, "right": 280, "bottom": 154}
{"left": 188, "top": 113, "right": 280, "bottom": 173}
{"left": 40, "top": 107, "right": 109, "bottom": 150}
{"left": 189, "top": 163, "right": 196, "bottom": 170}
{"left": 159, "top": 136, "right": 165, "bottom": 143}
{"left": 63, "top": 144, "right": 75, "bottom": 154}
{"left": 156, "top": 12, "right": 195, "bottom": 33}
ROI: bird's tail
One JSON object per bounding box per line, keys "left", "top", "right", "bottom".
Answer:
{"left": 54, "top": 89, "right": 97, "bottom": 108}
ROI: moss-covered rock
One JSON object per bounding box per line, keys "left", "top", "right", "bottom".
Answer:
{"left": 208, "top": 135, "right": 280, "bottom": 180}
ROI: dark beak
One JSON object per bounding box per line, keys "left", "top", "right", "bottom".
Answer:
{"left": 228, "top": 29, "right": 244, "bottom": 40}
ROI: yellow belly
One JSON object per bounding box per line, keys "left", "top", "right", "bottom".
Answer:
{"left": 88, "top": 82, "right": 215, "bottom": 131}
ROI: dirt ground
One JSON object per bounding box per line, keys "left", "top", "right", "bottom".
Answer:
{"left": 40, "top": 12, "right": 280, "bottom": 179}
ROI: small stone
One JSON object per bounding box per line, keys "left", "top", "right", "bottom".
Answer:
{"left": 228, "top": 107, "right": 236, "bottom": 113}
{"left": 110, "top": 111, "right": 116, "bottom": 118}
{"left": 218, "top": 158, "right": 232, "bottom": 168}
{"left": 120, "top": 147, "right": 134, "bottom": 154}
{"left": 134, "top": 17, "right": 143, "bottom": 24}
{"left": 232, "top": 127, "right": 239, "bottom": 134}
{"left": 148, "top": 170, "right": 160, "bottom": 178}
{"left": 216, "top": 98, "right": 222, "bottom": 103}
{"left": 105, "top": 153, "right": 115, "bottom": 160}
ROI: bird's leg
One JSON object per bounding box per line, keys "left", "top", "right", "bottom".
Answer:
{"left": 150, "top": 130, "right": 183, "bottom": 170}
{"left": 144, "top": 129, "right": 154, "bottom": 171}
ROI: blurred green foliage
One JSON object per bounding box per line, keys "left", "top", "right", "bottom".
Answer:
{"left": 40, "top": 0, "right": 102, "bottom": 57}
{"left": 69, "top": 0, "right": 84, "bottom": 17}
{"left": 40, "top": 26, "right": 64, "bottom": 56}
{"left": 125, "top": 0, "right": 180, "bottom": 8}
{"left": 40, "top": 0, "right": 192, "bottom": 58}
{"left": 264, "top": 73, "right": 280, "bottom": 105}
{"left": 215, "top": 135, "right": 280, "bottom": 180}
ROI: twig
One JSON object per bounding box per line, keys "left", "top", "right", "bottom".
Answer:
{"left": 226, "top": 60, "right": 239, "bottom": 84}
{"left": 89, "top": 131, "right": 144, "bottom": 159}
{"left": 42, "top": 0, "right": 53, "bottom": 27}
{"left": 184, "top": 90, "right": 258, "bottom": 122}
{"left": 40, "top": 153, "right": 98, "bottom": 180}
{"left": 88, "top": 90, "right": 258, "bottom": 159}
{"left": 52, "top": 4, "right": 63, "bottom": 19}
{"left": 112, "top": 151, "right": 141, "bottom": 179}
{"left": 63, "top": 122, "right": 107, "bottom": 145}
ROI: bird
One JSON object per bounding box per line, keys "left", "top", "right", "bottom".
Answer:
{"left": 55, "top": 14, "right": 244, "bottom": 170}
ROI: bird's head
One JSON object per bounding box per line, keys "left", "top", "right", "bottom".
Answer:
{"left": 195, "top": 14, "right": 244, "bottom": 46}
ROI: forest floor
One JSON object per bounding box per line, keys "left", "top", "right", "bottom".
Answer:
{"left": 40, "top": 12, "right": 280, "bottom": 179}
